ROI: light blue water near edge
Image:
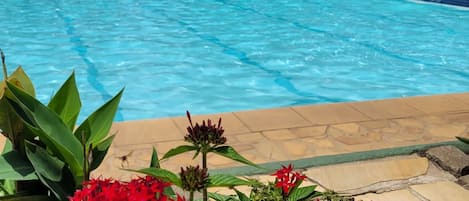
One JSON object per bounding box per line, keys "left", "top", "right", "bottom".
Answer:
{"left": 0, "top": 0, "right": 468, "bottom": 122}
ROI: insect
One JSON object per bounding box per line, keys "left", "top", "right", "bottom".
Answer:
{"left": 117, "top": 150, "right": 134, "bottom": 168}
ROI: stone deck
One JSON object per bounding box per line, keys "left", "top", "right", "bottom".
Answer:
{"left": 87, "top": 93, "right": 469, "bottom": 178}
{"left": 1, "top": 92, "right": 469, "bottom": 200}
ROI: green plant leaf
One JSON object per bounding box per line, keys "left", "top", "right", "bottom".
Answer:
{"left": 47, "top": 72, "right": 81, "bottom": 130}
{"left": 147, "top": 147, "right": 176, "bottom": 196}
{"left": 212, "top": 146, "right": 262, "bottom": 169}
{"left": 150, "top": 147, "right": 160, "bottom": 168}
{"left": 24, "top": 141, "right": 64, "bottom": 182}
{"left": 208, "top": 192, "right": 238, "bottom": 201}
{"left": 161, "top": 145, "right": 198, "bottom": 160}
{"left": 0, "top": 150, "right": 36, "bottom": 180}
{"left": 74, "top": 89, "right": 123, "bottom": 147}
{"left": 35, "top": 164, "right": 76, "bottom": 201}
{"left": 456, "top": 136, "right": 469, "bottom": 145}
{"left": 25, "top": 142, "right": 76, "bottom": 200}
{"left": 0, "top": 179, "right": 15, "bottom": 196}
{"left": 127, "top": 168, "right": 182, "bottom": 187}
{"left": 0, "top": 67, "right": 35, "bottom": 97}
{"left": 89, "top": 135, "right": 115, "bottom": 171}
{"left": 233, "top": 188, "right": 250, "bottom": 201}
{"left": 287, "top": 185, "right": 317, "bottom": 201}
{"left": 0, "top": 67, "right": 34, "bottom": 138}
{"left": 208, "top": 174, "right": 254, "bottom": 187}
{"left": 6, "top": 82, "right": 84, "bottom": 178}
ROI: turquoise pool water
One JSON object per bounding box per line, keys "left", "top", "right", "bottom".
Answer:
{"left": 1, "top": 0, "right": 468, "bottom": 122}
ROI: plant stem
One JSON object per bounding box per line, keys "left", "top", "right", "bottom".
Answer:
{"left": 202, "top": 149, "right": 208, "bottom": 201}
{"left": 1, "top": 49, "right": 7, "bottom": 80}
{"left": 189, "top": 191, "right": 194, "bottom": 201}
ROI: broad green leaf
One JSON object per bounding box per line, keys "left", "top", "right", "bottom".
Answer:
{"left": 0, "top": 150, "right": 36, "bottom": 180}
{"left": 0, "top": 67, "right": 34, "bottom": 150}
{"left": 161, "top": 145, "right": 198, "bottom": 160}
{"left": 208, "top": 192, "right": 238, "bottom": 201}
{"left": 148, "top": 147, "right": 176, "bottom": 196}
{"left": 150, "top": 147, "right": 160, "bottom": 168}
{"left": 456, "top": 136, "right": 469, "bottom": 145}
{"left": 25, "top": 141, "right": 64, "bottom": 182}
{"left": 47, "top": 72, "right": 81, "bottom": 130}
{"left": 212, "top": 146, "right": 262, "bottom": 169}
{"left": 0, "top": 179, "right": 15, "bottom": 195}
{"left": 208, "top": 174, "right": 254, "bottom": 187}
{"left": 233, "top": 188, "right": 250, "bottom": 201}
{"left": 287, "top": 186, "right": 317, "bottom": 201}
{"left": 0, "top": 67, "right": 35, "bottom": 97}
{"left": 89, "top": 135, "right": 115, "bottom": 171}
{"left": 0, "top": 93, "right": 17, "bottom": 143}
{"left": 35, "top": 165, "right": 76, "bottom": 201}
{"left": 128, "top": 168, "right": 182, "bottom": 187}
{"left": 6, "top": 82, "right": 83, "bottom": 177}
{"left": 74, "top": 89, "right": 123, "bottom": 146}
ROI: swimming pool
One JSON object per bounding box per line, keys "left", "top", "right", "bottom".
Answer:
{"left": 1, "top": 0, "right": 468, "bottom": 122}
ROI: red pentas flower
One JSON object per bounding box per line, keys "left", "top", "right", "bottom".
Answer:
{"left": 272, "top": 164, "right": 307, "bottom": 196}
{"left": 69, "top": 176, "right": 185, "bottom": 201}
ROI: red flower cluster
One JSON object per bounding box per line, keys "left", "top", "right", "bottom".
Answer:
{"left": 69, "top": 176, "right": 185, "bottom": 201}
{"left": 272, "top": 164, "right": 307, "bottom": 196}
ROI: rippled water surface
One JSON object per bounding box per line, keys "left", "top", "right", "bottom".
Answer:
{"left": 1, "top": 0, "right": 468, "bottom": 121}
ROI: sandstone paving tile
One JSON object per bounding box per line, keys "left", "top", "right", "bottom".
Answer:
{"left": 262, "top": 129, "right": 297, "bottom": 140}
{"left": 358, "top": 120, "right": 390, "bottom": 130}
{"left": 171, "top": 112, "right": 250, "bottom": 135}
{"left": 349, "top": 99, "right": 423, "bottom": 120}
{"left": 234, "top": 132, "right": 267, "bottom": 143}
{"left": 255, "top": 141, "right": 292, "bottom": 161}
{"left": 229, "top": 143, "right": 256, "bottom": 152}
{"left": 290, "top": 126, "right": 328, "bottom": 138}
{"left": 303, "top": 137, "right": 337, "bottom": 149}
{"left": 374, "top": 140, "right": 434, "bottom": 150}
{"left": 93, "top": 148, "right": 156, "bottom": 181}
{"left": 410, "top": 181, "right": 469, "bottom": 201}
{"left": 281, "top": 140, "right": 312, "bottom": 157}
{"left": 112, "top": 118, "right": 184, "bottom": 146}
{"left": 303, "top": 156, "right": 428, "bottom": 191}
{"left": 234, "top": 107, "right": 311, "bottom": 131}
{"left": 312, "top": 147, "right": 350, "bottom": 157}
{"left": 328, "top": 124, "right": 382, "bottom": 146}
{"left": 442, "top": 112, "right": 469, "bottom": 126}
{"left": 402, "top": 94, "right": 468, "bottom": 114}
{"left": 154, "top": 140, "right": 190, "bottom": 155}
{"left": 238, "top": 152, "right": 270, "bottom": 165}
{"left": 426, "top": 124, "right": 466, "bottom": 138}
{"left": 207, "top": 154, "right": 238, "bottom": 167}
{"left": 354, "top": 189, "right": 421, "bottom": 201}
{"left": 392, "top": 118, "right": 424, "bottom": 133}
{"left": 418, "top": 115, "right": 450, "bottom": 125}
{"left": 340, "top": 143, "right": 384, "bottom": 153}
{"left": 292, "top": 103, "right": 370, "bottom": 125}
{"left": 381, "top": 131, "right": 425, "bottom": 143}
{"left": 333, "top": 134, "right": 381, "bottom": 146}
{"left": 331, "top": 123, "right": 362, "bottom": 133}
{"left": 451, "top": 93, "right": 469, "bottom": 105}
